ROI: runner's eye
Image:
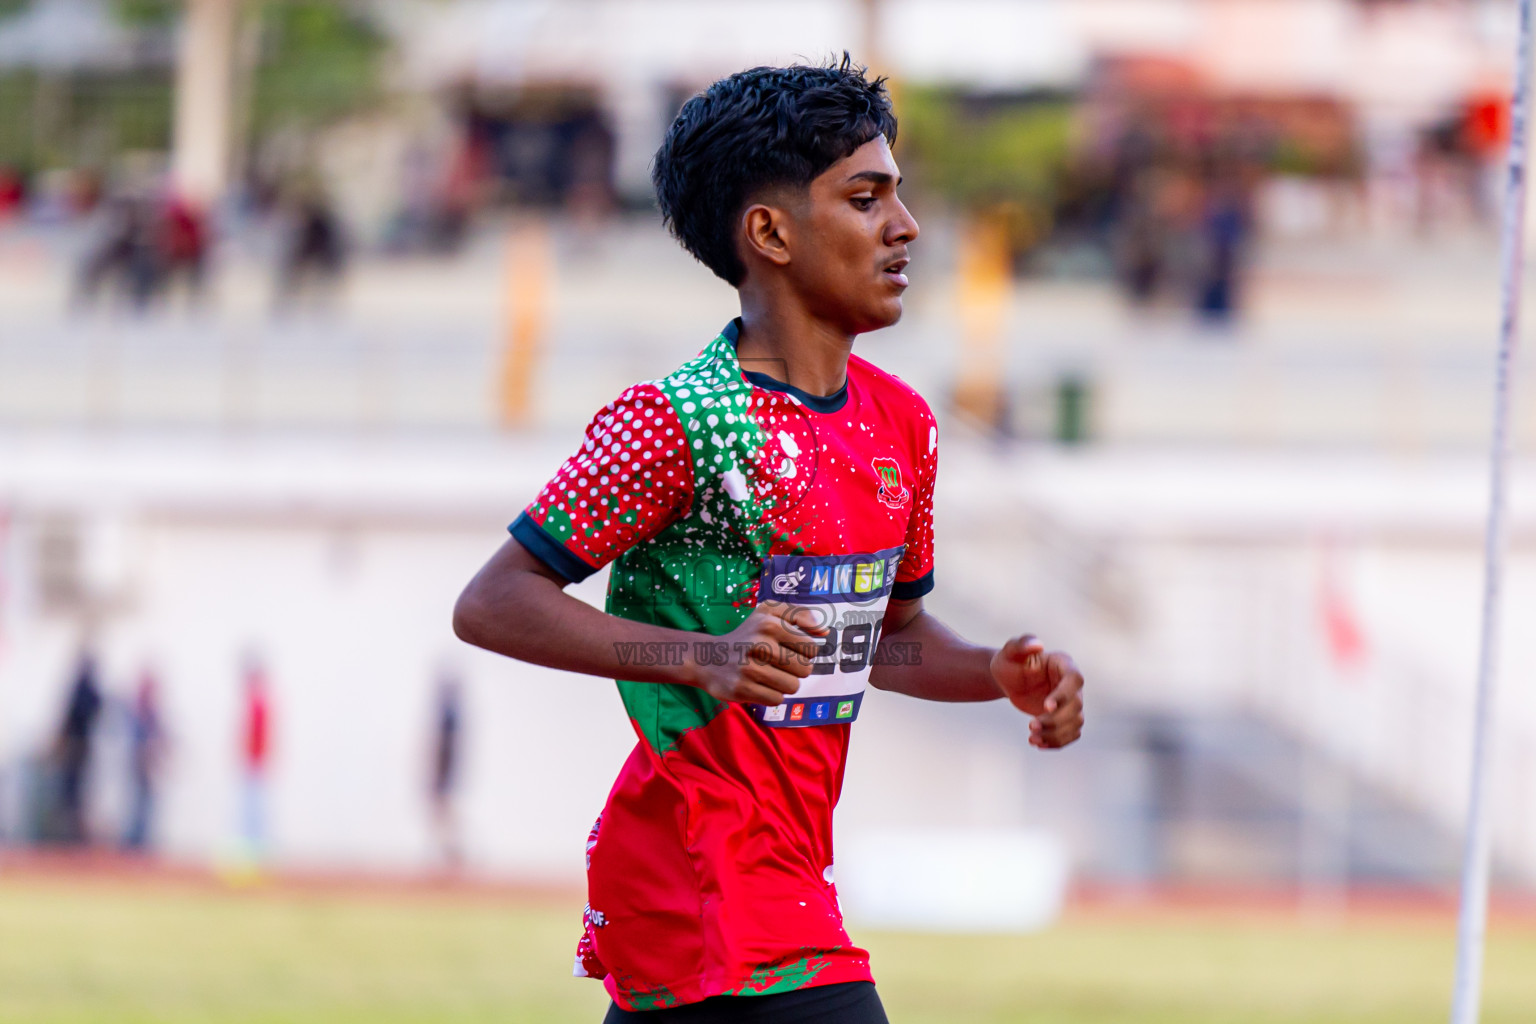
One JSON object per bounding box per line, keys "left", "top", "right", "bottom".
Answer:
{"left": 851, "top": 196, "right": 876, "bottom": 211}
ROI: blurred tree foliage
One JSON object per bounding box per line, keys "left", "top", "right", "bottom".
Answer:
{"left": 111, "top": 0, "right": 176, "bottom": 27}
{"left": 0, "top": 0, "right": 386, "bottom": 175}
{"left": 248, "top": 0, "right": 387, "bottom": 137}
{"left": 898, "top": 87, "right": 1074, "bottom": 255}
{"left": 0, "top": 70, "right": 175, "bottom": 171}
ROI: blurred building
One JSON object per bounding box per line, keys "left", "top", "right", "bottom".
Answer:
{"left": 2, "top": 0, "right": 1518, "bottom": 208}
{"left": 3, "top": 433, "right": 1536, "bottom": 890}
{"left": 391, "top": 0, "right": 1516, "bottom": 203}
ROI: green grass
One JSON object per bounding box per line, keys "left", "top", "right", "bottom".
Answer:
{"left": 0, "top": 877, "right": 1533, "bottom": 1023}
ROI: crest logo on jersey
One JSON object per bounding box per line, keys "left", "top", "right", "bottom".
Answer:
{"left": 871, "top": 457, "right": 911, "bottom": 509}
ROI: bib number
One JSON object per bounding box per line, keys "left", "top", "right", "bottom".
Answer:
{"left": 750, "top": 546, "right": 904, "bottom": 728}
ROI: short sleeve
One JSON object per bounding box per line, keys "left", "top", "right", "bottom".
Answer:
{"left": 511, "top": 383, "right": 694, "bottom": 582}
{"left": 892, "top": 415, "right": 937, "bottom": 600}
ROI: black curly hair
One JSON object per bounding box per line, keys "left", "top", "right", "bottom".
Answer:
{"left": 651, "top": 54, "right": 898, "bottom": 286}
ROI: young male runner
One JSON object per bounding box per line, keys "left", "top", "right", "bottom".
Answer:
{"left": 454, "top": 58, "right": 1085, "bottom": 1024}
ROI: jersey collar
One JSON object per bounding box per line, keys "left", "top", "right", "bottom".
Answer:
{"left": 722, "top": 318, "right": 850, "bottom": 414}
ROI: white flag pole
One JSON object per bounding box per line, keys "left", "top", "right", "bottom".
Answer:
{"left": 1451, "top": 2, "right": 1536, "bottom": 1022}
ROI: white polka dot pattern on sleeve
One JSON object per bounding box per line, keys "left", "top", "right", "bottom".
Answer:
{"left": 524, "top": 383, "right": 696, "bottom": 572}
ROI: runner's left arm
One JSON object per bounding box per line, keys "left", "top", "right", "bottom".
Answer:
{"left": 874, "top": 415, "right": 1082, "bottom": 748}
{"left": 870, "top": 598, "right": 1084, "bottom": 750}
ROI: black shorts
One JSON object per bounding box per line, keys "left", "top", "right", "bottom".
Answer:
{"left": 602, "top": 981, "right": 889, "bottom": 1024}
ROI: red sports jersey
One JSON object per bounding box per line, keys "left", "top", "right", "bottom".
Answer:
{"left": 511, "top": 319, "right": 937, "bottom": 1010}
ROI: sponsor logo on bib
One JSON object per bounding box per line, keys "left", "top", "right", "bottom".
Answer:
{"left": 772, "top": 566, "right": 807, "bottom": 595}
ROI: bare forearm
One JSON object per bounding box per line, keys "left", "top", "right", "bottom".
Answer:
{"left": 453, "top": 546, "right": 699, "bottom": 686}
{"left": 869, "top": 609, "right": 1002, "bottom": 702}
{"left": 455, "top": 538, "right": 833, "bottom": 709}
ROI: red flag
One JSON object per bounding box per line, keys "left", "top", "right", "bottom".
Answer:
{"left": 1318, "top": 542, "right": 1368, "bottom": 670}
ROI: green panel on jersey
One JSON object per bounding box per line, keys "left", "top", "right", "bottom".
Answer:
{"left": 539, "top": 502, "right": 577, "bottom": 542}
{"left": 624, "top": 984, "right": 680, "bottom": 1010}
{"left": 727, "top": 947, "right": 842, "bottom": 996}
{"left": 604, "top": 329, "right": 811, "bottom": 756}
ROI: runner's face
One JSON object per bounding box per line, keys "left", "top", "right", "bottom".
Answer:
{"left": 786, "top": 137, "right": 919, "bottom": 334}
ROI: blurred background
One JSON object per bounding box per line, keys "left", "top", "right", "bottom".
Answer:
{"left": 3, "top": 0, "right": 1536, "bottom": 1021}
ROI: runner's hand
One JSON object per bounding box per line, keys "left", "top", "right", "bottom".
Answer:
{"left": 990, "top": 635, "right": 1085, "bottom": 749}
{"left": 690, "top": 601, "right": 829, "bottom": 705}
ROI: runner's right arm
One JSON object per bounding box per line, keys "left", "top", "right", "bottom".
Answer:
{"left": 456, "top": 382, "right": 824, "bottom": 705}
{"left": 454, "top": 533, "right": 824, "bottom": 707}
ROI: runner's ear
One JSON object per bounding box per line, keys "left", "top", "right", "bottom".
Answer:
{"left": 741, "top": 202, "right": 792, "bottom": 268}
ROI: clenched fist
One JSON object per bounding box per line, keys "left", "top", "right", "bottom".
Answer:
{"left": 990, "top": 635, "right": 1085, "bottom": 749}
{"left": 689, "top": 601, "right": 829, "bottom": 706}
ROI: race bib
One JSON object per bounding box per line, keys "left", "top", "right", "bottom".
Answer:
{"left": 749, "top": 545, "right": 905, "bottom": 728}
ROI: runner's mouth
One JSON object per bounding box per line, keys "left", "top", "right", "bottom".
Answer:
{"left": 883, "top": 257, "right": 909, "bottom": 288}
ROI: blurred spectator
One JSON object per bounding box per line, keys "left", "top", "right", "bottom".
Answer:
{"left": 1462, "top": 89, "right": 1509, "bottom": 224}
{"left": 0, "top": 166, "right": 25, "bottom": 219}
{"left": 1413, "top": 93, "right": 1509, "bottom": 235}
{"left": 1114, "top": 165, "right": 1207, "bottom": 309}
{"left": 74, "top": 192, "right": 210, "bottom": 311}
{"left": 1113, "top": 170, "right": 1168, "bottom": 305}
{"left": 1104, "top": 143, "right": 1255, "bottom": 320}
{"left": 381, "top": 142, "right": 439, "bottom": 253}
{"left": 122, "top": 667, "right": 167, "bottom": 852}
{"left": 239, "top": 653, "right": 272, "bottom": 859}
{"left": 69, "top": 169, "right": 105, "bottom": 218}
{"left": 275, "top": 190, "right": 346, "bottom": 313}
{"left": 1196, "top": 168, "right": 1252, "bottom": 323}
{"left": 564, "top": 118, "right": 617, "bottom": 231}
{"left": 155, "top": 196, "right": 210, "bottom": 306}
{"left": 75, "top": 196, "right": 160, "bottom": 310}
{"left": 433, "top": 133, "right": 485, "bottom": 252}
{"left": 53, "top": 651, "right": 103, "bottom": 845}
{"left": 382, "top": 132, "right": 489, "bottom": 255}
{"left": 428, "top": 670, "right": 464, "bottom": 869}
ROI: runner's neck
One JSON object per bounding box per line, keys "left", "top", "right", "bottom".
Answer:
{"left": 732, "top": 311, "right": 852, "bottom": 399}
{"left": 725, "top": 319, "right": 849, "bottom": 413}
